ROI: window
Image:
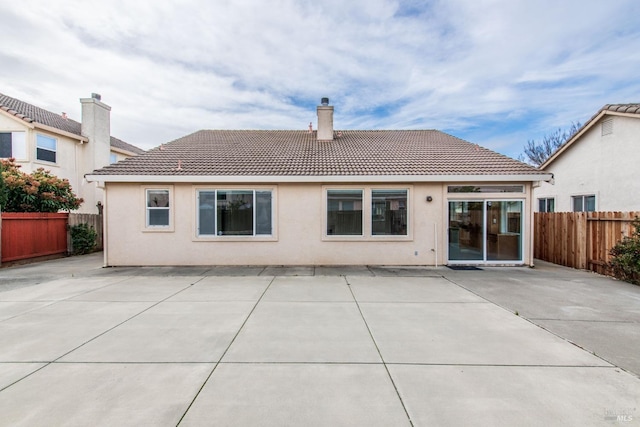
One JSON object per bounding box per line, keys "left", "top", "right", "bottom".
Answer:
{"left": 327, "top": 190, "right": 363, "bottom": 236}
{"left": 36, "top": 134, "right": 57, "bottom": 163}
{"left": 448, "top": 185, "right": 524, "bottom": 193}
{"left": 197, "top": 190, "right": 272, "bottom": 237}
{"left": 0, "top": 131, "right": 26, "bottom": 159}
{"left": 372, "top": 189, "right": 407, "bottom": 235}
{"left": 572, "top": 195, "right": 596, "bottom": 212}
{"left": 146, "top": 189, "right": 170, "bottom": 227}
{"left": 538, "top": 198, "right": 555, "bottom": 212}
{"left": 110, "top": 153, "right": 118, "bottom": 164}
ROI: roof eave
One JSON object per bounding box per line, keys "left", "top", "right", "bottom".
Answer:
{"left": 86, "top": 173, "right": 552, "bottom": 184}
{"left": 33, "top": 122, "right": 88, "bottom": 143}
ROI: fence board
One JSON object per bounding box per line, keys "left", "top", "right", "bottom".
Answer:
{"left": 535, "top": 211, "right": 639, "bottom": 276}
{"left": 1, "top": 213, "right": 69, "bottom": 262}
{"left": 68, "top": 213, "right": 104, "bottom": 252}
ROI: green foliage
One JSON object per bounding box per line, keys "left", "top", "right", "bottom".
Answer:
{"left": 0, "top": 158, "right": 83, "bottom": 212}
{"left": 609, "top": 218, "right": 640, "bottom": 285}
{"left": 519, "top": 122, "right": 582, "bottom": 166}
{"left": 70, "top": 223, "right": 97, "bottom": 255}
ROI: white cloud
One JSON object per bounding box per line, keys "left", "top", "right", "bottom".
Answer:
{"left": 1, "top": 0, "right": 639, "bottom": 157}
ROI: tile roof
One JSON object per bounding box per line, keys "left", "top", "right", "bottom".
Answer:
{"left": 0, "top": 92, "right": 144, "bottom": 155}
{"left": 90, "top": 129, "right": 546, "bottom": 178}
{"left": 602, "top": 103, "right": 640, "bottom": 114}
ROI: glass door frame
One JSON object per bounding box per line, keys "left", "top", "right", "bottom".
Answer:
{"left": 447, "top": 199, "right": 525, "bottom": 264}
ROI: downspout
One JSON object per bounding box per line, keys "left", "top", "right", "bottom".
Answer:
{"left": 434, "top": 222, "right": 438, "bottom": 268}
{"left": 100, "top": 181, "right": 108, "bottom": 268}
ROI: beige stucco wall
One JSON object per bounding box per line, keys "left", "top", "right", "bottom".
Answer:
{"left": 535, "top": 115, "right": 640, "bottom": 212}
{"left": 0, "top": 111, "right": 115, "bottom": 214}
{"left": 103, "top": 181, "right": 534, "bottom": 266}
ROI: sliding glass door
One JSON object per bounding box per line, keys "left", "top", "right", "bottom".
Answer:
{"left": 448, "top": 200, "right": 523, "bottom": 263}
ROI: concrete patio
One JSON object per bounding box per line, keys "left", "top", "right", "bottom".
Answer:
{"left": 0, "top": 254, "right": 638, "bottom": 426}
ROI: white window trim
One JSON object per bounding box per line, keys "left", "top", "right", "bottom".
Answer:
{"left": 322, "top": 185, "right": 413, "bottom": 241}
{"left": 142, "top": 185, "right": 174, "bottom": 232}
{"left": 192, "top": 185, "right": 278, "bottom": 242}
{"left": 35, "top": 133, "right": 58, "bottom": 164}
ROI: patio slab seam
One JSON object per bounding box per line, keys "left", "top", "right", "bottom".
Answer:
{"left": 344, "top": 276, "right": 414, "bottom": 426}
{"left": 176, "top": 275, "right": 277, "bottom": 425}
{"left": 0, "top": 276, "right": 206, "bottom": 393}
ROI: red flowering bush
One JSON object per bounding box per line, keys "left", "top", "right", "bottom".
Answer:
{"left": 0, "top": 158, "right": 83, "bottom": 212}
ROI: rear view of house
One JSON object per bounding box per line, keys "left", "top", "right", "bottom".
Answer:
{"left": 87, "top": 99, "right": 550, "bottom": 266}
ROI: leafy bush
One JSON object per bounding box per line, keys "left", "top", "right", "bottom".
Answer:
{"left": 1, "top": 158, "right": 83, "bottom": 212}
{"left": 70, "top": 223, "right": 97, "bottom": 255}
{"left": 609, "top": 217, "right": 640, "bottom": 285}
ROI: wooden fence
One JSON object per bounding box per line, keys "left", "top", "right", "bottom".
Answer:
{"left": 0, "top": 212, "right": 103, "bottom": 264}
{"left": 68, "top": 213, "right": 104, "bottom": 252}
{"left": 534, "top": 211, "right": 640, "bottom": 275}
{"left": 0, "top": 212, "right": 69, "bottom": 263}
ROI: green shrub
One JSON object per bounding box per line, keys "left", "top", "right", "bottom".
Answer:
{"left": 70, "top": 223, "right": 97, "bottom": 255}
{"left": 609, "top": 217, "right": 640, "bottom": 285}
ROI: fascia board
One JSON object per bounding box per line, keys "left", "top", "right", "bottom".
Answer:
{"left": 86, "top": 173, "right": 552, "bottom": 184}
{"left": 33, "top": 123, "right": 88, "bottom": 142}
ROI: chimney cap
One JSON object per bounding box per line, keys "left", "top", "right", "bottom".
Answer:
{"left": 321, "top": 97, "right": 329, "bottom": 106}
{"left": 91, "top": 93, "right": 102, "bottom": 101}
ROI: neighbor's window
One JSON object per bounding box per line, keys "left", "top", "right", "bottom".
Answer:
{"left": 110, "top": 153, "right": 118, "bottom": 164}
{"left": 327, "top": 189, "right": 363, "bottom": 236}
{"left": 0, "top": 131, "right": 27, "bottom": 159}
{"left": 538, "top": 198, "right": 555, "bottom": 212}
{"left": 572, "top": 195, "right": 595, "bottom": 212}
{"left": 372, "top": 189, "right": 407, "bottom": 235}
{"left": 146, "top": 189, "right": 170, "bottom": 227}
{"left": 197, "top": 190, "right": 272, "bottom": 237}
{"left": 36, "top": 134, "right": 57, "bottom": 163}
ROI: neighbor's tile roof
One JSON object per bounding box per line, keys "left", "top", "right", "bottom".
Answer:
{"left": 90, "top": 129, "right": 546, "bottom": 177}
{"left": 0, "top": 92, "right": 145, "bottom": 155}
{"left": 602, "top": 103, "right": 640, "bottom": 114}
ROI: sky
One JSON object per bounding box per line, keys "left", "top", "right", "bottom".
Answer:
{"left": 1, "top": 0, "right": 639, "bottom": 159}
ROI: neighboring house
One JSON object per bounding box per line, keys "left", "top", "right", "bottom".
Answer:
{"left": 87, "top": 99, "right": 550, "bottom": 267}
{"left": 535, "top": 104, "right": 640, "bottom": 213}
{"left": 0, "top": 92, "right": 145, "bottom": 214}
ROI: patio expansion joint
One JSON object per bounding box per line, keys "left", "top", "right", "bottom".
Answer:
{"left": 175, "top": 275, "right": 278, "bottom": 426}
{"left": 0, "top": 276, "right": 206, "bottom": 393}
{"left": 441, "top": 276, "right": 636, "bottom": 379}
{"left": 528, "top": 318, "right": 639, "bottom": 324}
{"left": 344, "top": 276, "right": 415, "bottom": 427}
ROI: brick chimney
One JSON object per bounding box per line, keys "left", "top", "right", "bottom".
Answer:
{"left": 317, "top": 97, "right": 333, "bottom": 141}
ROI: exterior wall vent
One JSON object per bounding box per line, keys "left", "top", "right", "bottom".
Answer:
{"left": 601, "top": 118, "right": 613, "bottom": 136}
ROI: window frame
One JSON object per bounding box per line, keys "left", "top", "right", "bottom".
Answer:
{"left": 572, "top": 194, "right": 596, "bottom": 212}
{"left": 194, "top": 187, "right": 276, "bottom": 241}
{"left": 143, "top": 186, "right": 174, "bottom": 232}
{"left": 538, "top": 197, "right": 555, "bottom": 213}
{"left": 0, "top": 131, "right": 27, "bottom": 160}
{"left": 323, "top": 186, "right": 412, "bottom": 241}
{"left": 326, "top": 188, "right": 365, "bottom": 237}
{"left": 36, "top": 133, "right": 57, "bottom": 164}
{"left": 371, "top": 189, "right": 408, "bottom": 237}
